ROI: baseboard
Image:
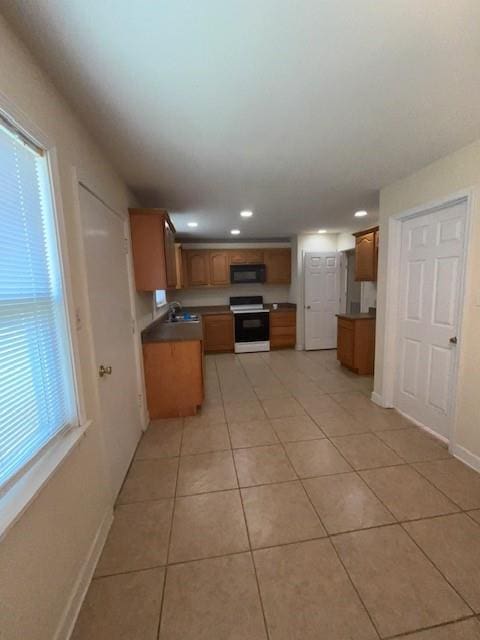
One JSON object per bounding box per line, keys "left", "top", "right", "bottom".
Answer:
{"left": 370, "top": 391, "right": 393, "bottom": 408}
{"left": 54, "top": 507, "right": 113, "bottom": 640}
{"left": 295, "top": 343, "right": 304, "bottom": 351}
{"left": 452, "top": 443, "right": 480, "bottom": 473}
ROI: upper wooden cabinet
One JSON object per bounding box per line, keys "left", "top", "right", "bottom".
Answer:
{"left": 209, "top": 251, "right": 230, "bottom": 286}
{"left": 185, "top": 250, "right": 210, "bottom": 286}
{"left": 264, "top": 249, "right": 291, "bottom": 284}
{"left": 181, "top": 247, "right": 292, "bottom": 288}
{"left": 129, "top": 208, "right": 177, "bottom": 291}
{"left": 229, "top": 249, "right": 264, "bottom": 264}
{"left": 353, "top": 226, "right": 379, "bottom": 281}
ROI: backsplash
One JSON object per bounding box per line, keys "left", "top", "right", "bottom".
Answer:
{"left": 167, "top": 284, "right": 291, "bottom": 307}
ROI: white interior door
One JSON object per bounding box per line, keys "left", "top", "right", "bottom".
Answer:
{"left": 80, "top": 186, "right": 142, "bottom": 498}
{"left": 395, "top": 200, "right": 467, "bottom": 439}
{"left": 304, "top": 252, "right": 340, "bottom": 350}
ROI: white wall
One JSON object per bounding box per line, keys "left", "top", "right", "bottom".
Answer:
{"left": 171, "top": 284, "right": 290, "bottom": 307}
{"left": 0, "top": 16, "right": 143, "bottom": 640}
{"left": 374, "top": 138, "right": 480, "bottom": 467}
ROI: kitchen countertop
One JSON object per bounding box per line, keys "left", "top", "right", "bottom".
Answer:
{"left": 336, "top": 312, "right": 376, "bottom": 320}
{"left": 142, "top": 317, "right": 203, "bottom": 343}
{"left": 142, "top": 302, "right": 297, "bottom": 343}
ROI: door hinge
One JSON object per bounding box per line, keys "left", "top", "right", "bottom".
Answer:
{"left": 132, "top": 318, "right": 136, "bottom": 334}
{"left": 124, "top": 237, "right": 129, "bottom": 254}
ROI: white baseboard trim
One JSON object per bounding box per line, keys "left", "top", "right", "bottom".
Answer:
{"left": 295, "top": 343, "right": 304, "bottom": 351}
{"left": 452, "top": 443, "right": 480, "bottom": 473}
{"left": 54, "top": 507, "right": 113, "bottom": 640}
{"left": 370, "top": 392, "right": 393, "bottom": 408}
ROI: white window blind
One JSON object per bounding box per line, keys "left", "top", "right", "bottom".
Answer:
{"left": 0, "top": 120, "right": 77, "bottom": 492}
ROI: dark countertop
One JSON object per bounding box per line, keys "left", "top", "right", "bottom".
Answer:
{"left": 336, "top": 313, "right": 376, "bottom": 320}
{"left": 142, "top": 317, "right": 203, "bottom": 343}
{"left": 142, "top": 302, "right": 297, "bottom": 343}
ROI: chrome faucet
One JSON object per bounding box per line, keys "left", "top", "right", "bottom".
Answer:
{"left": 167, "top": 301, "right": 183, "bottom": 321}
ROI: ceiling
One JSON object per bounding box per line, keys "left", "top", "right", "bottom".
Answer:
{"left": 4, "top": 1, "right": 480, "bottom": 239}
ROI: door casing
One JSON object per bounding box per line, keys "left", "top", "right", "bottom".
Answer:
{"left": 374, "top": 189, "right": 473, "bottom": 451}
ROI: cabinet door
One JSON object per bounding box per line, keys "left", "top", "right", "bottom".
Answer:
{"left": 355, "top": 231, "right": 376, "bottom": 281}
{"left": 229, "top": 250, "right": 264, "bottom": 264}
{"left": 174, "top": 243, "right": 183, "bottom": 288}
{"left": 164, "top": 220, "right": 177, "bottom": 289}
{"left": 203, "top": 314, "right": 234, "bottom": 352}
{"left": 129, "top": 209, "right": 167, "bottom": 291}
{"left": 185, "top": 250, "right": 210, "bottom": 286}
{"left": 209, "top": 251, "right": 230, "bottom": 286}
{"left": 264, "top": 249, "right": 291, "bottom": 284}
{"left": 337, "top": 320, "right": 355, "bottom": 368}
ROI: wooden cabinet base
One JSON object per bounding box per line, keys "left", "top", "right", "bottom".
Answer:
{"left": 270, "top": 310, "right": 296, "bottom": 349}
{"left": 337, "top": 317, "right": 375, "bottom": 375}
{"left": 143, "top": 340, "right": 204, "bottom": 418}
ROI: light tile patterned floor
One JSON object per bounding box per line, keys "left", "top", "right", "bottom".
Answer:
{"left": 72, "top": 350, "right": 480, "bottom": 640}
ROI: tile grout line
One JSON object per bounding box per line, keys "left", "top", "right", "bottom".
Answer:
{"left": 157, "top": 416, "right": 186, "bottom": 639}
{"left": 243, "top": 355, "right": 384, "bottom": 640}
{"left": 217, "top": 356, "right": 272, "bottom": 640}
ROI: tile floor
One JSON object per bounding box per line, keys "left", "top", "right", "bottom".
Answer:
{"left": 72, "top": 349, "right": 480, "bottom": 640}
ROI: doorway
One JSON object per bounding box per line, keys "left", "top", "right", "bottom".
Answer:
{"left": 79, "top": 184, "right": 142, "bottom": 498}
{"left": 392, "top": 198, "right": 468, "bottom": 441}
{"left": 304, "top": 252, "right": 340, "bottom": 350}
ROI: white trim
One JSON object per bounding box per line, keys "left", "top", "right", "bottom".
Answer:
{"left": 377, "top": 189, "right": 473, "bottom": 446}
{"left": 451, "top": 444, "right": 480, "bottom": 474}
{"left": 395, "top": 407, "right": 449, "bottom": 445}
{"left": 0, "top": 422, "right": 91, "bottom": 541}
{"left": 370, "top": 391, "right": 391, "bottom": 408}
{"left": 54, "top": 507, "right": 113, "bottom": 640}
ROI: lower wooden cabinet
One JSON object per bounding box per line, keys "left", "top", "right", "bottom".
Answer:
{"left": 143, "top": 340, "right": 204, "bottom": 418}
{"left": 203, "top": 313, "right": 234, "bottom": 353}
{"left": 270, "top": 309, "right": 296, "bottom": 349}
{"left": 337, "top": 316, "right": 375, "bottom": 375}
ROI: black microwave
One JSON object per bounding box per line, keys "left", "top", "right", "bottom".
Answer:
{"left": 230, "top": 264, "right": 266, "bottom": 284}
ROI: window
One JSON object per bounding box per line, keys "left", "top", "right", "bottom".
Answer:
{"left": 0, "top": 117, "right": 77, "bottom": 492}
{"left": 155, "top": 289, "right": 167, "bottom": 308}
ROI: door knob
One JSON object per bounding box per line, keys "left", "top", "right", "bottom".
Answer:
{"left": 99, "top": 364, "right": 112, "bottom": 377}
{"left": 306, "top": 305, "right": 311, "bottom": 310}
{"left": 449, "top": 336, "right": 458, "bottom": 345}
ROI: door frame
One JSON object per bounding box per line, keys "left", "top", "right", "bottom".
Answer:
{"left": 375, "top": 189, "right": 473, "bottom": 448}
{"left": 304, "top": 251, "right": 341, "bottom": 350}
{"left": 70, "top": 167, "right": 148, "bottom": 434}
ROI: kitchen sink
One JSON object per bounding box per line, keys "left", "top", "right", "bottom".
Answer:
{"left": 163, "top": 314, "right": 200, "bottom": 324}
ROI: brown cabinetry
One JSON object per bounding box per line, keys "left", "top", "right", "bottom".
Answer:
{"left": 337, "top": 315, "right": 375, "bottom": 375}
{"left": 203, "top": 314, "right": 234, "bottom": 353}
{"left": 209, "top": 252, "right": 230, "bottom": 286}
{"left": 182, "top": 248, "right": 292, "bottom": 288}
{"left": 129, "top": 208, "right": 177, "bottom": 291}
{"left": 270, "top": 309, "right": 296, "bottom": 349}
{"left": 185, "top": 250, "right": 210, "bottom": 286}
{"left": 265, "top": 249, "right": 291, "bottom": 284}
{"left": 353, "top": 226, "right": 379, "bottom": 281}
{"left": 229, "top": 249, "right": 264, "bottom": 264}
{"left": 143, "top": 340, "right": 204, "bottom": 418}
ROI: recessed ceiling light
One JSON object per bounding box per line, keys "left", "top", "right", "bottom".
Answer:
{"left": 240, "top": 210, "right": 253, "bottom": 218}
{"left": 317, "top": 229, "right": 327, "bottom": 234}
{"left": 230, "top": 229, "right": 241, "bottom": 235}
{"left": 354, "top": 210, "right": 368, "bottom": 217}
{"left": 187, "top": 222, "right": 198, "bottom": 228}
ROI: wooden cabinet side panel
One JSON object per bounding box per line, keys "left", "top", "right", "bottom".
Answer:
{"left": 164, "top": 221, "right": 177, "bottom": 289}
{"left": 353, "top": 319, "right": 376, "bottom": 375}
{"left": 129, "top": 212, "right": 167, "bottom": 291}
{"left": 143, "top": 341, "right": 203, "bottom": 418}
{"left": 337, "top": 321, "right": 355, "bottom": 368}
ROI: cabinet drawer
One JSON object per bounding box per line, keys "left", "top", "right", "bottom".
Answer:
{"left": 270, "top": 325, "right": 296, "bottom": 338}
{"left": 270, "top": 311, "right": 296, "bottom": 327}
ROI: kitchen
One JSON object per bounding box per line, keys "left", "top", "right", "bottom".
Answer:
{"left": 130, "top": 207, "right": 378, "bottom": 420}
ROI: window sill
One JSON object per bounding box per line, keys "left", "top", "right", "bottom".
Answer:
{"left": 0, "top": 421, "right": 92, "bottom": 541}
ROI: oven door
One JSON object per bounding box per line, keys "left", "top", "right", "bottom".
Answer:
{"left": 234, "top": 311, "right": 270, "bottom": 343}
{"left": 230, "top": 264, "right": 266, "bottom": 284}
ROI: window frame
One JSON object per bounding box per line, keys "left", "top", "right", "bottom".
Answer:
{"left": 0, "top": 97, "right": 88, "bottom": 539}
